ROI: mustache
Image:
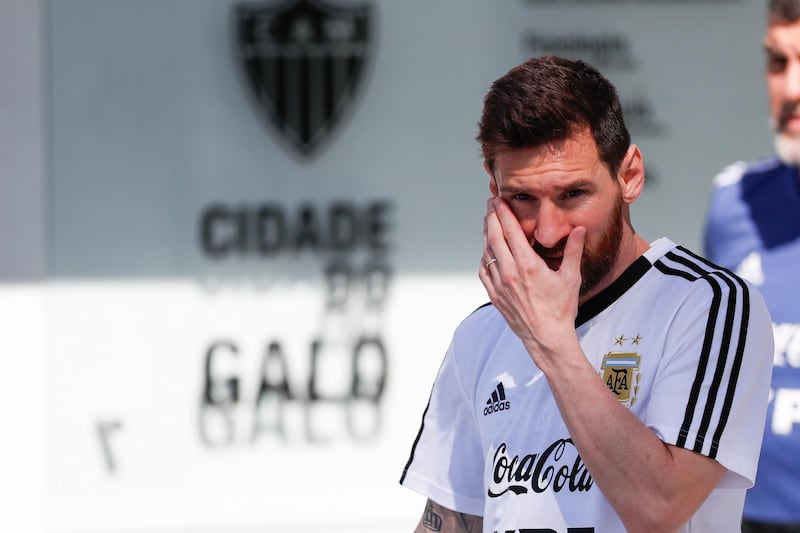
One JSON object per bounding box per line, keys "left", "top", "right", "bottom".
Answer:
{"left": 532, "top": 239, "right": 567, "bottom": 257}
{"left": 777, "top": 101, "right": 800, "bottom": 132}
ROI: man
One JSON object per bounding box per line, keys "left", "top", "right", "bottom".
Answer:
{"left": 400, "top": 56, "right": 774, "bottom": 533}
{"left": 704, "top": 1, "right": 800, "bottom": 531}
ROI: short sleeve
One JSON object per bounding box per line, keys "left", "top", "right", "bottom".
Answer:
{"left": 644, "top": 275, "right": 773, "bottom": 488}
{"left": 400, "top": 338, "right": 486, "bottom": 515}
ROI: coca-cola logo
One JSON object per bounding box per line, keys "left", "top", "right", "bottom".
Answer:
{"left": 488, "top": 439, "right": 594, "bottom": 498}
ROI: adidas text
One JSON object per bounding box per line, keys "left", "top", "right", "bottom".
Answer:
{"left": 484, "top": 401, "right": 511, "bottom": 416}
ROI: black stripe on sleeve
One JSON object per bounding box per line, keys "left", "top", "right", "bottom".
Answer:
{"left": 655, "top": 256, "right": 721, "bottom": 451}
{"left": 654, "top": 248, "right": 750, "bottom": 458}
{"left": 665, "top": 252, "right": 737, "bottom": 455}
{"left": 400, "top": 400, "right": 430, "bottom": 485}
{"left": 678, "top": 247, "right": 751, "bottom": 458}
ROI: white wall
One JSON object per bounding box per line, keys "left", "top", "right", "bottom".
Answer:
{"left": 0, "top": 0, "right": 775, "bottom": 531}
{"left": 0, "top": 0, "right": 46, "bottom": 532}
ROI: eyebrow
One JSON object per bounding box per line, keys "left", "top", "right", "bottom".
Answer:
{"left": 763, "top": 40, "right": 800, "bottom": 59}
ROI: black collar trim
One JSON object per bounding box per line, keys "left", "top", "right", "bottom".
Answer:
{"left": 575, "top": 255, "right": 651, "bottom": 328}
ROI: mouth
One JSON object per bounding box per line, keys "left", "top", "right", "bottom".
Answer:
{"left": 533, "top": 241, "right": 565, "bottom": 271}
{"left": 785, "top": 121, "right": 800, "bottom": 136}
{"left": 778, "top": 105, "right": 800, "bottom": 134}
{"left": 540, "top": 255, "right": 563, "bottom": 271}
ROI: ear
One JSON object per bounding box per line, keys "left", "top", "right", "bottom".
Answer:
{"left": 484, "top": 160, "right": 499, "bottom": 197}
{"left": 617, "top": 145, "right": 645, "bottom": 204}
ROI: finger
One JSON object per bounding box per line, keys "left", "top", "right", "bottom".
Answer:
{"left": 484, "top": 198, "right": 514, "bottom": 267}
{"left": 482, "top": 201, "right": 495, "bottom": 267}
{"left": 492, "top": 197, "right": 537, "bottom": 262}
{"left": 560, "top": 226, "right": 586, "bottom": 280}
{"left": 478, "top": 258, "right": 499, "bottom": 302}
{"left": 481, "top": 200, "right": 501, "bottom": 292}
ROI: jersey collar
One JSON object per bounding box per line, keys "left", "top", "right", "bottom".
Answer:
{"left": 575, "top": 255, "right": 651, "bottom": 328}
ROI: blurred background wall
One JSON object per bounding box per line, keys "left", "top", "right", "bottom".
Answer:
{"left": 0, "top": 0, "right": 773, "bottom": 531}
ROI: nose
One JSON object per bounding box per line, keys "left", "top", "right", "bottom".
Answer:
{"left": 785, "top": 59, "right": 800, "bottom": 101}
{"left": 533, "top": 202, "right": 571, "bottom": 250}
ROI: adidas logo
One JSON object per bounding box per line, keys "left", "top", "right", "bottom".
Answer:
{"left": 483, "top": 382, "right": 511, "bottom": 416}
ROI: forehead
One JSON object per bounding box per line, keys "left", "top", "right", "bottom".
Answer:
{"left": 765, "top": 20, "right": 800, "bottom": 53}
{"left": 493, "top": 130, "right": 608, "bottom": 187}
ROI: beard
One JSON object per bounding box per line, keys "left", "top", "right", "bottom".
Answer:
{"left": 771, "top": 108, "right": 800, "bottom": 166}
{"left": 579, "top": 195, "right": 624, "bottom": 296}
{"left": 532, "top": 194, "right": 625, "bottom": 297}
{"left": 775, "top": 134, "right": 800, "bottom": 166}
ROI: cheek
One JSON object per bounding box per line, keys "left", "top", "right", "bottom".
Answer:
{"left": 580, "top": 206, "right": 617, "bottom": 243}
{"left": 508, "top": 205, "right": 537, "bottom": 239}
{"left": 578, "top": 200, "right": 608, "bottom": 225}
{"left": 767, "top": 78, "right": 785, "bottom": 113}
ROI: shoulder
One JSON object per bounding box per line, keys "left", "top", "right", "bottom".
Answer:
{"left": 705, "top": 156, "right": 800, "bottom": 267}
{"left": 445, "top": 303, "right": 512, "bottom": 372}
{"left": 710, "top": 156, "right": 782, "bottom": 191}
{"left": 646, "top": 241, "right": 759, "bottom": 308}
{"left": 706, "top": 158, "right": 776, "bottom": 227}
{"left": 646, "top": 243, "right": 772, "bottom": 363}
{"left": 710, "top": 160, "right": 748, "bottom": 189}
{"left": 453, "top": 302, "right": 505, "bottom": 344}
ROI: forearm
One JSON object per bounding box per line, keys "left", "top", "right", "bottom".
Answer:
{"left": 539, "top": 344, "right": 723, "bottom": 532}
{"left": 415, "top": 499, "right": 483, "bottom": 533}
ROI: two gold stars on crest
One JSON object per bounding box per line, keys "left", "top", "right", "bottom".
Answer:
{"left": 614, "top": 333, "right": 643, "bottom": 346}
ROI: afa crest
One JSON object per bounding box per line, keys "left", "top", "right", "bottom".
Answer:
{"left": 600, "top": 352, "right": 641, "bottom": 406}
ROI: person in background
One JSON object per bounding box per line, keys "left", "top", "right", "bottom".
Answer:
{"left": 704, "top": 1, "right": 800, "bottom": 531}
{"left": 400, "top": 55, "right": 775, "bottom": 533}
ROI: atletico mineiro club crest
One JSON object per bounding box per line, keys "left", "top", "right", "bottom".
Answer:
{"left": 235, "top": 0, "right": 374, "bottom": 159}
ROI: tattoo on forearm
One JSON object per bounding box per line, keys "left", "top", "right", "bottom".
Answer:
{"left": 423, "top": 500, "right": 443, "bottom": 531}
{"left": 457, "top": 511, "right": 478, "bottom": 532}
{"left": 417, "top": 499, "right": 482, "bottom": 533}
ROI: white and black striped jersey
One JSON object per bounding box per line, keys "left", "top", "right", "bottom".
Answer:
{"left": 400, "top": 238, "right": 774, "bottom": 533}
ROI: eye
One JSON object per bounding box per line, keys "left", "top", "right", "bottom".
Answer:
{"left": 563, "top": 189, "right": 586, "bottom": 200}
{"left": 512, "top": 192, "right": 532, "bottom": 201}
{"left": 766, "top": 51, "right": 788, "bottom": 74}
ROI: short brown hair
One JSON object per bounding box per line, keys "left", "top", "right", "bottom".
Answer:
{"left": 477, "top": 56, "right": 630, "bottom": 176}
{"left": 769, "top": 0, "right": 800, "bottom": 22}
